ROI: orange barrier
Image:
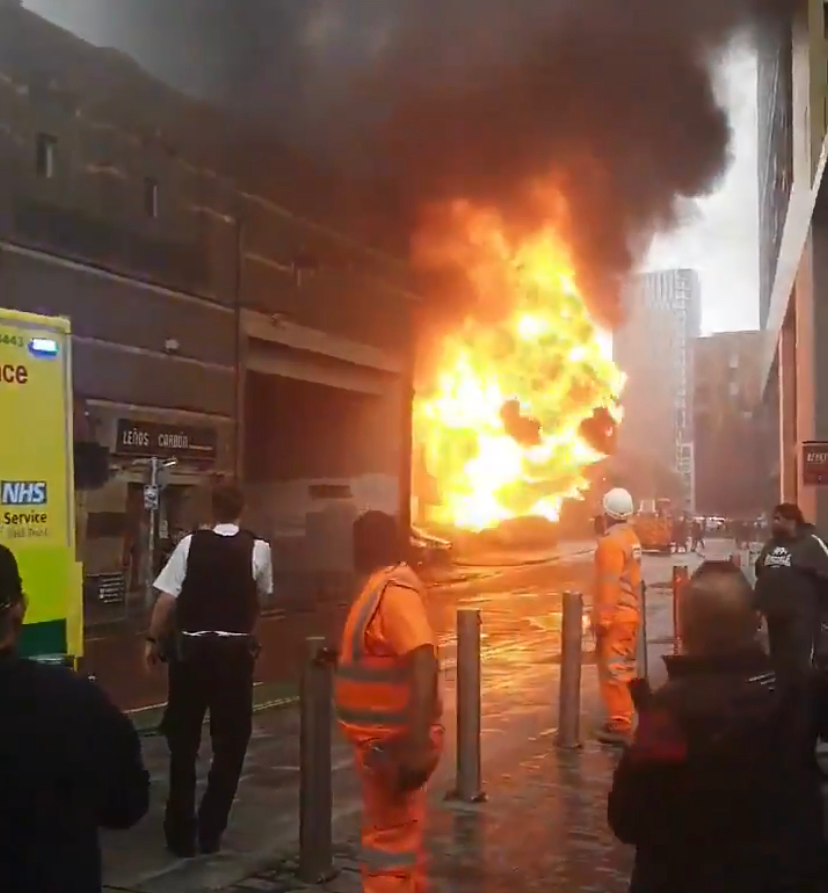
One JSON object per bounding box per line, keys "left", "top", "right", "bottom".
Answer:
{"left": 671, "top": 565, "right": 689, "bottom": 655}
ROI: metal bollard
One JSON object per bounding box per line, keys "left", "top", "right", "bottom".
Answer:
{"left": 636, "top": 581, "right": 649, "bottom": 679}
{"left": 448, "top": 608, "right": 486, "bottom": 802}
{"left": 556, "top": 590, "right": 583, "bottom": 749}
{"left": 671, "top": 566, "right": 689, "bottom": 654}
{"left": 298, "top": 636, "right": 336, "bottom": 884}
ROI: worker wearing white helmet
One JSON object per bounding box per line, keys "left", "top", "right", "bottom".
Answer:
{"left": 592, "top": 486, "right": 642, "bottom": 745}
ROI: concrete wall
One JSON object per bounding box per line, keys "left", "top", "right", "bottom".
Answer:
{"left": 0, "top": 5, "right": 419, "bottom": 610}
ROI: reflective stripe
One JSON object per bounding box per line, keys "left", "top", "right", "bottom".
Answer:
{"left": 336, "top": 566, "right": 413, "bottom": 731}
{"left": 335, "top": 705, "right": 410, "bottom": 727}
{"left": 181, "top": 630, "right": 250, "bottom": 638}
{"left": 360, "top": 846, "right": 418, "bottom": 871}
{"left": 336, "top": 663, "right": 409, "bottom": 683}
{"left": 350, "top": 573, "right": 395, "bottom": 661}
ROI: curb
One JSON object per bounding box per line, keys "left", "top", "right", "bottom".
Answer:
{"left": 128, "top": 685, "right": 299, "bottom": 737}
{"left": 451, "top": 546, "right": 592, "bottom": 569}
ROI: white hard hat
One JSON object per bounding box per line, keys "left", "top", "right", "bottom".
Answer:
{"left": 602, "top": 487, "right": 634, "bottom": 521}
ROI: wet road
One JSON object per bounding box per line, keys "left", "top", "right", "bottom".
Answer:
{"left": 101, "top": 540, "right": 747, "bottom": 892}
{"left": 88, "top": 541, "right": 592, "bottom": 713}
{"left": 101, "top": 544, "right": 596, "bottom": 892}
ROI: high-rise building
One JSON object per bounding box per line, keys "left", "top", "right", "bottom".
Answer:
{"left": 693, "top": 331, "right": 771, "bottom": 516}
{"left": 613, "top": 269, "right": 701, "bottom": 506}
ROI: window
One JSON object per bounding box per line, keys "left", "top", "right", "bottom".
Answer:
{"left": 35, "top": 133, "right": 57, "bottom": 178}
{"left": 143, "top": 177, "right": 159, "bottom": 218}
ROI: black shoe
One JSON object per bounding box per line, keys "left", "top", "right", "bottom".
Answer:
{"left": 595, "top": 725, "right": 632, "bottom": 747}
{"left": 198, "top": 837, "right": 221, "bottom": 855}
{"left": 165, "top": 836, "right": 196, "bottom": 859}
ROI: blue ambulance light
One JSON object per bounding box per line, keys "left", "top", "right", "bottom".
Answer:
{"left": 28, "top": 338, "right": 59, "bottom": 358}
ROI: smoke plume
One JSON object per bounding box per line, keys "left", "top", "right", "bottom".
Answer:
{"left": 85, "top": 0, "right": 793, "bottom": 322}
{"left": 330, "top": 0, "right": 794, "bottom": 324}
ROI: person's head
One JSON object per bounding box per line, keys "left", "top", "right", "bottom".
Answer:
{"left": 771, "top": 502, "right": 805, "bottom": 539}
{"left": 353, "top": 511, "right": 404, "bottom": 574}
{"left": 211, "top": 481, "right": 245, "bottom": 525}
{"left": 679, "top": 560, "right": 758, "bottom": 657}
{"left": 602, "top": 487, "right": 634, "bottom": 527}
{"left": 0, "top": 545, "right": 25, "bottom": 650}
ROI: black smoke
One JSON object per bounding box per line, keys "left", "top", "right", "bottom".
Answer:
{"left": 69, "top": 0, "right": 794, "bottom": 321}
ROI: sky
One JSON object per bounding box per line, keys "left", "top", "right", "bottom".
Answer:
{"left": 645, "top": 42, "right": 759, "bottom": 335}
{"left": 24, "top": 1, "right": 760, "bottom": 338}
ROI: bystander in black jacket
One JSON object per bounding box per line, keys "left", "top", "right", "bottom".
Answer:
{"left": 755, "top": 523, "right": 828, "bottom": 680}
{"left": 0, "top": 652, "right": 150, "bottom": 892}
{"left": 0, "top": 541, "right": 149, "bottom": 891}
{"left": 608, "top": 648, "right": 828, "bottom": 893}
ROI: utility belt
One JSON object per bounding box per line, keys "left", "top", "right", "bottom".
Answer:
{"left": 160, "top": 628, "right": 259, "bottom": 663}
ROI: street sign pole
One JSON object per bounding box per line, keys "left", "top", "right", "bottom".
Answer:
{"left": 143, "top": 457, "right": 160, "bottom": 610}
{"left": 141, "top": 456, "right": 177, "bottom": 610}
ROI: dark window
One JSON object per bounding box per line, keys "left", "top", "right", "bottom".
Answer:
{"left": 35, "top": 133, "right": 57, "bottom": 178}
{"left": 143, "top": 177, "right": 159, "bottom": 218}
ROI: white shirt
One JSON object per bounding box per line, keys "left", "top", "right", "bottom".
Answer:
{"left": 153, "top": 523, "right": 274, "bottom": 599}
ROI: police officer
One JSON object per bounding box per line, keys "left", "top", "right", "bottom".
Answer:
{"left": 0, "top": 543, "right": 149, "bottom": 891}
{"left": 145, "top": 482, "right": 273, "bottom": 857}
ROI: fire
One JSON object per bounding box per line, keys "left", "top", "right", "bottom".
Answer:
{"left": 413, "top": 200, "right": 625, "bottom": 531}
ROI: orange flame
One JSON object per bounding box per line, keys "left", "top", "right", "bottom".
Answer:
{"left": 413, "top": 199, "right": 625, "bottom": 531}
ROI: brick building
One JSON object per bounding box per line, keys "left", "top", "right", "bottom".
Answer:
{"left": 0, "top": 3, "right": 417, "bottom": 617}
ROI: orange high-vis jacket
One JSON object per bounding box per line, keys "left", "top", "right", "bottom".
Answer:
{"left": 593, "top": 522, "right": 642, "bottom": 629}
{"left": 335, "top": 563, "right": 441, "bottom": 745}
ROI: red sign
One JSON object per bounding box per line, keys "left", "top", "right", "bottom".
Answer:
{"left": 802, "top": 441, "right": 828, "bottom": 485}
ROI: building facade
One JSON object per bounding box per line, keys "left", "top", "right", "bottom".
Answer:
{"left": 758, "top": 0, "right": 828, "bottom": 528}
{"left": 693, "top": 331, "right": 770, "bottom": 517}
{"left": 613, "top": 269, "right": 701, "bottom": 506}
{"left": 0, "top": 3, "right": 417, "bottom": 618}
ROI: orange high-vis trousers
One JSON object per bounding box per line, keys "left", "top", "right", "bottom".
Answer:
{"left": 354, "top": 726, "right": 444, "bottom": 893}
{"left": 596, "top": 619, "right": 640, "bottom": 732}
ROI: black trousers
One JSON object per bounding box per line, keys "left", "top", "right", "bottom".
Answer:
{"left": 161, "top": 638, "right": 254, "bottom": 846}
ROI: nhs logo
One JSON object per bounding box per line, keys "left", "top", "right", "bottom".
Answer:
{"left": 1, "top": 481, "right": 47, "bottom": 505}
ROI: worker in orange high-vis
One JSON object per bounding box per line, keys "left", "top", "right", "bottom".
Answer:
{"left": 335, "top": 510, "right": 443, "bottom": 893}
{"left": 592, "top": 487, "right": 642, "bottom": 746}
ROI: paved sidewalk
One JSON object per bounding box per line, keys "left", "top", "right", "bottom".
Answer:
{"left": 102, "top": 548, "right": 700, "bottom": 893}
{"left": 222, "top": 738, "right": 631, "bottom": 893}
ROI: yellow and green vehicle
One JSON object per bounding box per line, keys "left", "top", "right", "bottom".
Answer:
{"left": 0, "top": 308, "right": 84, "bottom": 666}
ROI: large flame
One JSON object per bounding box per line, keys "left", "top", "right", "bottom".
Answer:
{"left": 413, "top": 200, "right": 625, "bottom": 531}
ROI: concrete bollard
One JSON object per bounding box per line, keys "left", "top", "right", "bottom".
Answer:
{"left": 448, "top": 608, "right": 486, "bottom": 802}
{"left": 556, "top": 590, "right": 583, "bottom": 749}
{"left": 298, "top": 636, "right": 337, "bottom": 884}
{"left": 636, "top": 581, "right": 649, "bottom": 679}
{"left": 672, "top": 566, "right": 689, "bottom": 655}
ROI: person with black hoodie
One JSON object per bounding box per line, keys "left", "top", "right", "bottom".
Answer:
{"left": 754, "top": 502, "right": 828, "bottom": 682}
{"left": 608, "top": 560, "right": 828, "bottom": 893}
{"left": 0, "top": 543, "right": 150, "bottom": 892}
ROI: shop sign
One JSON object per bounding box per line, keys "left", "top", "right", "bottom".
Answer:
{"left": 802, "top": 441, "right": 828, "bottom": 485}
{"left": 115, "top": 419, "right": 217, "bottom": 462}
{"left": 84, "top": 572, "right": 127, "bottom": 605}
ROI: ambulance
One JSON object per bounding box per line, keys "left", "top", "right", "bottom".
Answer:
{"left": 0, "top": 308, "right": 90, "bottom": 667}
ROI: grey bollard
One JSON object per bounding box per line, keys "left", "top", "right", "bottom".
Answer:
{"left": 556, "top": 590, "right": 583, "bottom": 749}
{"left": 447, "top": 608, "right": 486, "bottom": 802}
{"left": 298, "top": 636, "right": 336, "bottom": 883}
{"left": 636, "top": 581, "right": 649, "bottom": 679}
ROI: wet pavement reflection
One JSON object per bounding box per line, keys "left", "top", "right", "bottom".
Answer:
{"left": 104, "top": 544, "right": 744, "bottom": 892}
